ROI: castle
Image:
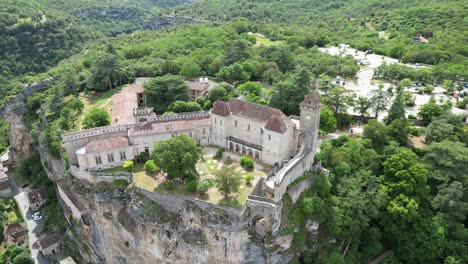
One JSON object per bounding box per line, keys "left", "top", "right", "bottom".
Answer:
{"left": 62, "top": 82, "right": 322, "bottom": 231}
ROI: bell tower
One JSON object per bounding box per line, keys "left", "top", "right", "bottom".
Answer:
{"left": 300, "top": 90, "right": 322, "bottom": 131}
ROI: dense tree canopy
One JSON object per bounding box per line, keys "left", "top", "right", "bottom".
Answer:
{"left": 144, "top": 75, "right": 189, "bottom": 113}
{"left": 151, "top": 135, "right": 202, "bottom": 180}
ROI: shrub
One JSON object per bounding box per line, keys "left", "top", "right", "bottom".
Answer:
{"left": 409, "top": 127, "right": 421, "bottom": 136}
{"left": 186, "top": 180, "right": 198, "bottom": 193}
{"left": 401, "top": 92, "right": 415, "bottom": 106}
{"left": 112, "top": 179, "right": 128, "bottom": 188}
{"left": 245, "top": 174, "right": 253, "bottom": 185}
{"left": 139, "top": 152, "right": 148, "bottom": 163}
{"left": 424, "top": 85, "right": 434, "bottom": 94}
{"left": 240, "top": 156, "right": 254, "bottom": 170}
{"left": 215, "top": 147, "right": 225, "bottom": 159}
{"left": 456, "top": 97, "right": 467, "bottom": 109}
{"left": 163, "top": 181, "right": 174, "bottom": 190}
{"left": 122, "top": 160, "right": 134, "bottom": 172}
{"left": 144, "top": 160, "right": 158, "bottom": 174}
{"left": 408, "top": 114, "right": 417, "bottom": 119}
{"left": 197, "top": 180, "right": 211, "bottom": 194}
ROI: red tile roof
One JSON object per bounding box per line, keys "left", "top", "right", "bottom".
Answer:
{"left": 212, "top": 99, "right": 295, "bottom": 133}
{"left": 4, "top": 222, "right": 26, "bottom": 237}
{"left": 85, "top": 136, "right": 129, "bottom": 153}
{"left": 265, "top": 115, "right": 288, "bottom": 133}
{"left": 39, "top": 233, "right": 62, "bottom": 249}
{"left": 212, "top": 101, "right": 231, "bottom": 117}
{"left": 129, "top": 118, "right": 210, "bottom": 136}
{"left": 186, "top": 81, "right": 209, "bottom": 91}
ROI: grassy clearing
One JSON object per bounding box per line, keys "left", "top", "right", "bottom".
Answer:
{"left": 75, "top": 87, "right": 122, "bottom": 129}
{"left": 255, "top": 35, "right": 283, "bottom": 47}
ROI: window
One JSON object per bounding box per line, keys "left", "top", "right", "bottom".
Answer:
{"left": 220, "top": 120, "right": 223, "bottom": 125}
{"left": 120, "top": 152, "right": 126, "bottom": 160}
{"left": 214, "top": 118, "right": 217, "bottom": 124}
{"left": 95, "top": 155, "right": 102, "bottom": 165}
{"left": 260, "top": 128, "right": 263, "bottom": 134}
{"left": 107, "top": 154, "right": 114, "bottom": 163}
{"left": 189, "top": 132, "right": 193, "bottom": 137}
{"left": 247, "top": 124, "right": 250, "bottom": 131}
{"left": 268, "top": 135, "right": 271, "bottom": 141}
{"left": 234, "top": 120, "right": 238, "bottom": 127}
{"left": 203, "top": 128, "right": 206, "bottom": 135}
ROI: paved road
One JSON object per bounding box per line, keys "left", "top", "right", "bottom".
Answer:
{"left": 10, "top": 177, "right": 49, "bottom": 264}
{"left": 319, "top": 46, "right": 467, "bottom": 121}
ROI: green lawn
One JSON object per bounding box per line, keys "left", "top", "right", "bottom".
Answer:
{"left": 255, "top": 35, "right": 283, "bottom": 47}
{"left": 1, "top": 198, "right": 23, "bottom": 224}
{"left": 75, "top": 86, "right": 123, "bottom": 129}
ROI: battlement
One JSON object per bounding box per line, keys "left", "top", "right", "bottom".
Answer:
{"left": 62, "top": 124, "right": 133, "bottom": 142}
{"left": 148, "top": 111, "right": 210, "bottom": 123}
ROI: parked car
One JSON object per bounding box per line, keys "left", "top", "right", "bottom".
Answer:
{"left": 33, "top": 214, "right": 42, "bottom": 221}
{"left": 366, "top": 50, "right": 373, "bottom": 54}
{"left": 360, "top": 60, "right": 371, "bottom": 66}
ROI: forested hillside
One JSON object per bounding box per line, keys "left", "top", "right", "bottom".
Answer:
{"left": 0, "top": 0, "right": 188, "bottom": 79}
{"left": 176, "top": 0, "right": 467, "bottom": 67}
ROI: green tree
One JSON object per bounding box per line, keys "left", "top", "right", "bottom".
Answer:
{"left": 270, "top": 67, "right": 311, "bottom": 115}
{"left": 67, "top": 98, "right": 84, "bottom": 114}
{"left": 426, "top": 120, "right": 454, "bottom": 143}
{"left": 87, "top": 53, "right": 123, "bottom": 92}
{"left": 144, "top": 160, "right": 158, "bottom": 174}
{"left": 61, "top": 66, "right": 80, "bottom": 95}
{"left": 49, "top": 86, "right": 63, "bottom": 114}
{"left": 215, "top": 165, "right": 241, "bottom": 197}
{"left": 386, "top": 118, "right": 410, "bottom": 145}
{"left": 82, "top": 108, "right": 110, "bottom": 129}
{"left": 223, "top": 40, "right": 251, "bottom": 65}
{"left": 399, "top": 78, "right": 412, "bottom": 91}
{"left": 386, "top": 92, "right": 406, "bottom": 125}
{"left": 167, "top": 101, "right": 201, "bottom": 113}
{"left": 320, "top": 105, "right": 337, "bottom": 133}
{"left": 144, "top": 75, "right": 189, "bottom": 113}
{"left": 206, "top": 85, "right": 235, "bottom": 102}
{"left": 217, "top": 62, "right": 251, "bottom": 83}
{"left": 323, "top": 86, "right": 354, "bottom": 114}
{"left": 197, "top": 180, "right": 211, "bottom": 194}
{"left": 370, "top": 84, "right": 391, "bottom": 119}
{"left": 180, "top": 60, "right": 201, "bottom": 78}
{"left": 237, "top": 81, "right": 262, "bottom": 103}
{"left": 152, "top": 135, "right": 202, "bottom": 180}
{"left": 382, "top": 149, "right": 428, "bottom": 204}
{"left": 12, "top": 252, "right": 34, "bottom": 264}
{"left": 354, "top": 97, "right": 372, "bottom": 117}
{"left": 418, "top": 100, "right": 444, "bottom": 122}
{"left": 363, "top": 120, "right": 388, "bottom": 149}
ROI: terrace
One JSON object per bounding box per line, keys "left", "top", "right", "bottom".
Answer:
{"left": 108, "top": 147, "right": 270, "bottom": 209}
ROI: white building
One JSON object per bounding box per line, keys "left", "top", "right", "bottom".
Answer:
{"left": 64, "top": 87, "right": 321, "bottom": 171}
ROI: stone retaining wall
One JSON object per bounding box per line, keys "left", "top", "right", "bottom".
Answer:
{"left": 287, "top": 177, "right": 316, "bottom": 203}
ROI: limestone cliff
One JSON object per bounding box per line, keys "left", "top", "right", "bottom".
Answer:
{"left": 64, "top": 181, "right": 293, "bottom": 264}
{"left": 0, "top": 78, "right": 56, "bottom": 164}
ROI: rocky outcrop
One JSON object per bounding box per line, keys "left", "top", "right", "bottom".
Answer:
{"left": 0, "top": 78, "right": 57, "bottom": 163}
{"left": 143, "top": 16, "right": 199, "bottom": 31}
{"left": 77, "top": 8, "right": 143, "bottom": 20}
{"left": 65, "top": 183, "right": 292, "bottom": 264}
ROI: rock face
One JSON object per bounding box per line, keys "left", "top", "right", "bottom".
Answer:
{"left": 143, "top": 16, "right": 198, "bottom": 31}
{"left": 0, "top": 78, "right": 56, "bottom": 163}
{"left": 67, "top": 185, "right": 292, "bottom": 264}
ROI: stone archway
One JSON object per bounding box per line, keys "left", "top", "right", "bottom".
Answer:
{"left": 248, "top": 149, "right": 253, "bottom": 157}
{"left": 229, "top": 142, "right": 234, "bottom": 151}
{"left": 242, "top": 146, "right": 246, "bottom": 155}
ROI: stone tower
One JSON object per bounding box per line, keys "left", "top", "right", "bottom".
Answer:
{"left": 299, "top": 90, "right": 322, "bottom": 131}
